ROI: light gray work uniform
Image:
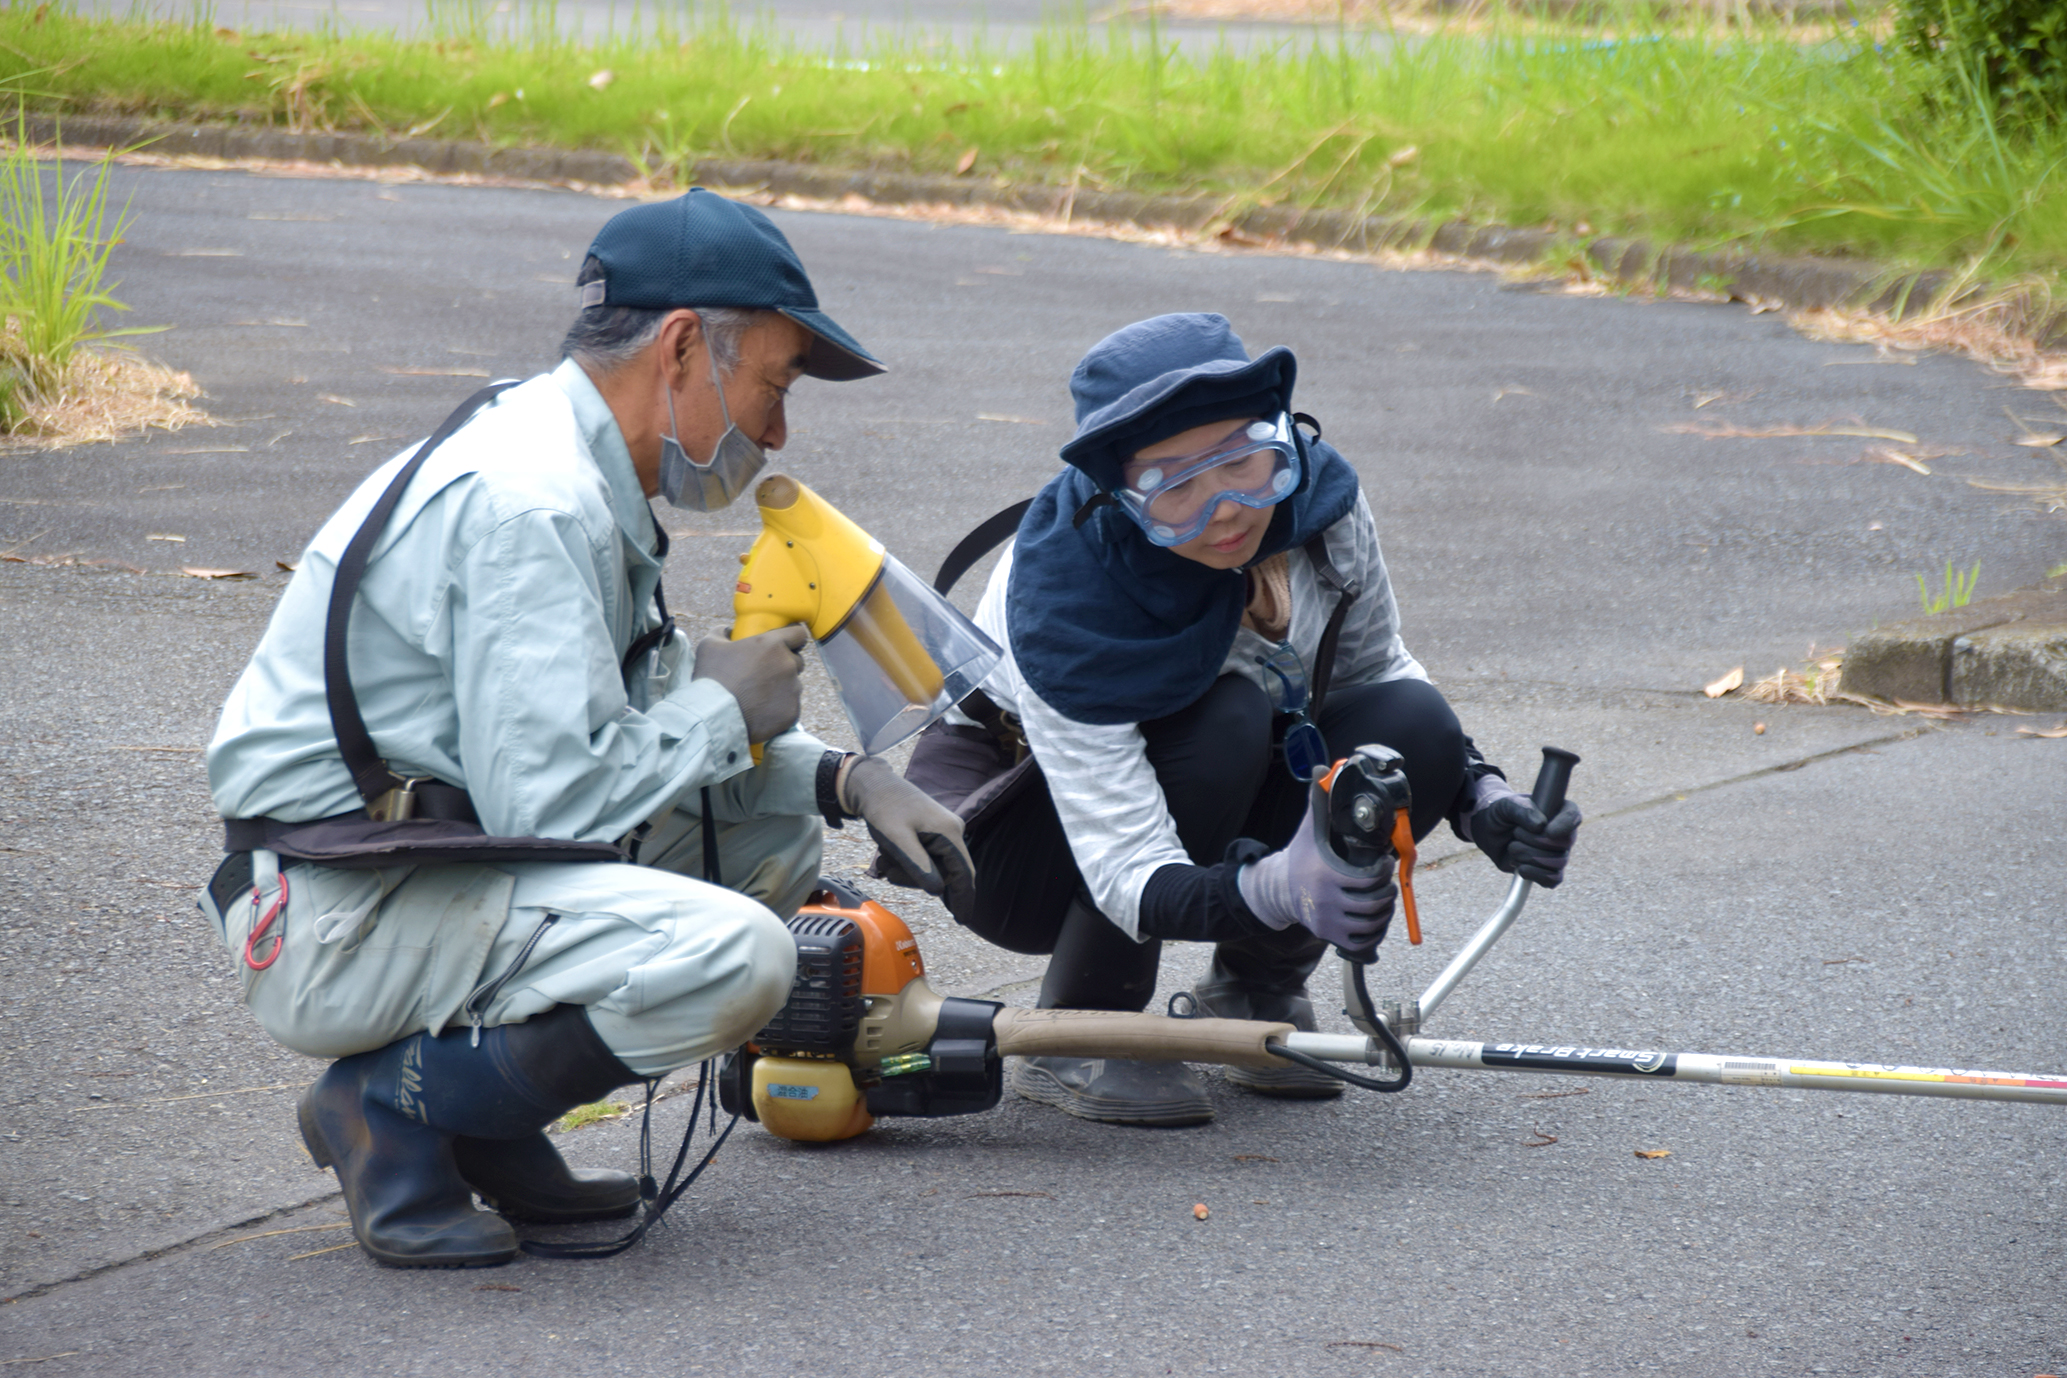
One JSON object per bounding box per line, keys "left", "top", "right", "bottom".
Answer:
{"left": 200, "top": 361, "right": 817, "bottom": 1076}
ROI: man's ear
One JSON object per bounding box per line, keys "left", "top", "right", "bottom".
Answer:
{"left": 660, "top": 309, "right": 703, "bottom": 381}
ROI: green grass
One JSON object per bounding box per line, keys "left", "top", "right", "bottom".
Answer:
{"left": 0, "top": 113, "right": 147, "bottom": 426}
{"left": 1916, "top": 559, "right": 1982, "bottom": 612}
{"left": 554, "top": 1097, "right": 630, "bottom": 1131}
{"left": 5, "top": 1, "right": 2067, "bottom": 284}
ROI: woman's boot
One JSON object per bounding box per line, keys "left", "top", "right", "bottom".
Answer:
{"left": 1008, "top": 897, "right": 1214, "bottom": 1127}
{"left": 1189, "top": 928, "right": 1343, "bottom": 1098}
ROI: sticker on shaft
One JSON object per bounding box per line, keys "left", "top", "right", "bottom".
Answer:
{"left": 1481, "top": 1044, "right": 1679, "bottom": 1077}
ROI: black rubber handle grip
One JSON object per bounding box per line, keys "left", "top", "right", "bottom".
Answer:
{"left": 1530, "top": 747, "right": 1581, "bottom": 816}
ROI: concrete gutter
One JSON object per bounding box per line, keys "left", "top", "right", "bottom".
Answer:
{"left": 1843, "top": 578, "right": 2067, "bottom": 712}
{"left": 36, "top": 113, "right": 1970, "bottom": 320}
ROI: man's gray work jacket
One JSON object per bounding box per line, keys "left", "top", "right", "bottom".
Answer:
{"left": 208, "top": 358, "right": 826, "bottom": 840}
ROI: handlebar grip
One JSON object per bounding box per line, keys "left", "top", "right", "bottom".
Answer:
{"left": 1530, "top": 746, "right": 1581, "bottom": 816}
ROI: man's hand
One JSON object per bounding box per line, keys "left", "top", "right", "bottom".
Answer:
{"left": 841, "top": 755, "right": 976, "bottom": 920}
{"left": 691, "top": 625, "right": 808, "bottom": 744}
{"left": 1237, "top": 786, "right": 1396, "bottom": 961}
{"left": 1467, "top": 781, "right": 1581, "bottom": 887}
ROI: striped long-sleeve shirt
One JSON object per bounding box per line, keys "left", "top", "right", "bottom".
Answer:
{"left": 958, "top": 490, "right": 1427, "bottom": 940}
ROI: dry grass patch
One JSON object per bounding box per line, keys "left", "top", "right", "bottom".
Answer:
{"left": 1711, "top": 650, "right": 2031, "bottom": 720}
{"left": 1741, "top": 655, "right": 1846, "bottom": 705}
{"left": 1791, "top": 282, "right": 2067, "bottom": 520}
{"left": 1791, "top": 278, "right": 2067, "bottom": 393}
{"left": 0, "top": 348, "right": 210, "bottom": 451}
{"left": 1967, "top": 455, "right": 2067, "bottom": 516}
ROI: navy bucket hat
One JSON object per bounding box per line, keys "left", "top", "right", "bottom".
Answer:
{"left": 584, "top": 189, "right": 885, "bottom": 382}
{"left": 1058, "top": 313, "right": 1295, "bottom": 492}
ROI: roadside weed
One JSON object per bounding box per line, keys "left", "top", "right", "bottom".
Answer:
{"left": 1916, "top": 559, "right": 1983, "bottom": 613}
{"left": 0, "top": 116, "right": 152, "bottom": 429}
{"left": 6, "top": 3, "right": 2067, "bottom": 285}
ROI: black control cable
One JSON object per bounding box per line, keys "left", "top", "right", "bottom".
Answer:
{"left": 1262, "top": 962, "right": 1412, "bottom": 1092}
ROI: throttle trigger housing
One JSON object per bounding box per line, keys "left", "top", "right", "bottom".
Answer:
{"left": 1323, "top": 744, "right": 1409, "bottom": 873}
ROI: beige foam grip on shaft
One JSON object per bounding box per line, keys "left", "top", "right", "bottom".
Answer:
{"left": 991, "top": 1008, "right": 1297, "bottom": 1069}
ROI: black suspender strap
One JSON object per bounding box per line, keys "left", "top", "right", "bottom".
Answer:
{"left": 933, "top": 498, "right": 1033, "bottom": 594}
{"left": 324, "top": 382, "right": 517, "bottom": 809}
{"left": 619, "top": 517, "right": 677, "bottom": 678}
{"left": 1301, "top": 531, "right": 1362, "bottom": 722}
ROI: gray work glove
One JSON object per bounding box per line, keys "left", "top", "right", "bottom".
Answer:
{"left": 843, "top": 754, "right": 976, "bottom": 921}
{"left": 1464, "top": 777, "right": 1581, "bottom": 888}
{"left": 1236, "top": 783, "right": 1397, "bottom": 962}
{"left": 691, "top": 625, "right": 808, "bottom": 744}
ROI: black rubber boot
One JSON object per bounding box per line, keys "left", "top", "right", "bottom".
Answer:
{"left": 453, "top": 1134, "right": 641, "bottom": 1225}
{"left": 1008, "top": 898, "right": 1213, "bottom": 1128}
{"left": 298, "top": 1005, "right": 638, "bottom": 1267}
{"left": 448, "top": 1007, "right": 643, "bottom": 1224}
{"left": 1189, "top": 928, "right": 1344, "bottom": 1099}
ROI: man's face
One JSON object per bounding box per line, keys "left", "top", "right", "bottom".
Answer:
{"left": 1122, "top": 417, "right": 1277, "bottom": 571}
{"left": 660, "top": 312, "right": 813, "bottom": 486}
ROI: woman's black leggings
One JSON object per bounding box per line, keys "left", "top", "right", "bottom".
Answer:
{"left": 961, "top": 674, "right": 1468, "bottom": 1010}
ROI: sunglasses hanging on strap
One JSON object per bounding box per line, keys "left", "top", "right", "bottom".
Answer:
{"left": 1256, "top": 531, "right": 1361, "bottom": 783}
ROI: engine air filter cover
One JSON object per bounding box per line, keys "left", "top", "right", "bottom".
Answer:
{"left": 754, "top": 912, "right": 865, "bottom": 1055}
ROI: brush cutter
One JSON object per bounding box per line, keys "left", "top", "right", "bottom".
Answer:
{"left": 718, "top": 744, "right": 2067, "bottom": 1141}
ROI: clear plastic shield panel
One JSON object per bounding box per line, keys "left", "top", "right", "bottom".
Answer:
{"left": 816, "top": 555, "right": 1004, "bottom": 755}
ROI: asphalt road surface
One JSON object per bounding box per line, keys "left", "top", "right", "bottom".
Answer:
{"left": 1, "top": 163, "right": 2064, "bottom": 1376}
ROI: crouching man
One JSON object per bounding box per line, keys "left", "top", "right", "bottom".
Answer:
{"left": 199, "top": 191, "right": 970, "bottom": 1268}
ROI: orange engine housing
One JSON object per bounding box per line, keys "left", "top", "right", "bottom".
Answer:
{"left": 741, "top": 881, "right": 930, "bottom": 1142}
{"left": 802, "top": 887, "right": 926, "bottom": 999}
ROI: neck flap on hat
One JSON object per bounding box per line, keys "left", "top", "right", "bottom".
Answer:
{"left": 1005, "top": 433, "right": 1360, "bottom": 726}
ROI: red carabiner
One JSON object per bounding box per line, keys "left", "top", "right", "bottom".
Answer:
{"left": 243, "top": 872, "right": 290, "bottom": 971}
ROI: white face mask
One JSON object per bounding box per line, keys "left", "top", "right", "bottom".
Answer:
{"left": 657, "top": 341, "right": 767, "bottom": 511}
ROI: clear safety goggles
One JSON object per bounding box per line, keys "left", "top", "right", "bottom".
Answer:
{"left": 1115, "top": 412, "right": 1301, "bottom": 547}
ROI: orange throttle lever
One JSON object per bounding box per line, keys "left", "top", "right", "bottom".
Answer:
{"left": 1390, "top": 803, "right": 1420, "bottom": 946}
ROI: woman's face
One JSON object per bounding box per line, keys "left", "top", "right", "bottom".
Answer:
{"left": 1122, "top": 417, "right": 1276, "bottom": 570}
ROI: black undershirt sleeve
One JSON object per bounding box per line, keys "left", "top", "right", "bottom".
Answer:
{"left": 1135, "top": 839, "right": 1277, "bottom": 944}
{"left": 1449, "top": 733, "right": 1509, "bottom": 837}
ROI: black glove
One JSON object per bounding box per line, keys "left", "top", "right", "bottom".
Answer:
{"left": 843, "top": 755, "right": 976, "bottom": 920}
{"left": 1466, "top": 780, "right": 1581, "bottom": 888}
{"left": 691, "top": 625, "right": 807, "bottom": 744}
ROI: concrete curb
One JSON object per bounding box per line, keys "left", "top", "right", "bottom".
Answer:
{"left": 1843, "top": 579, "right": 2067, "bottom": 712}
{"left": 38, "top": 113, "right": 1963, "bottom": 319}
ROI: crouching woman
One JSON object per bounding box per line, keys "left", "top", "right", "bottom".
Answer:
{"left": 903, "top": 313, "right": 1581, "bottom": 1127}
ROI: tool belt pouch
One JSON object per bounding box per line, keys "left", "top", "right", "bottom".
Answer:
{"left": 236, "top": 816, "right": 626, "bottom": 870}
{"left": 226, "top": 384, "right": 631, "bottom": 874}
{"left": 862, "top": 496, "right": 1061, "bottom": 886}
{"left": 867, "top": 703, "right": 1042, "bottom": 888}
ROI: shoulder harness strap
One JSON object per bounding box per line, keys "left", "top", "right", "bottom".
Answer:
{"left": 1301, "top": 531, "right": 1361, "bottom": 723}
{"left": 934, "top": 497, "right": 1034, "bottom": 595}
{"left": 324, "top": 381, "right": 517, "bottom": 809}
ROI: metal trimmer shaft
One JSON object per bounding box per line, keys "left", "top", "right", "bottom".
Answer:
{"left": 1278, "top": 1031, "right": 2067, "bottom": 1107}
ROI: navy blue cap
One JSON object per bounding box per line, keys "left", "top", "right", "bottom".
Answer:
{"left": 1058, "top": 314, "right": 1294, "bottom": 492}
{"left": 585, "top": 189, "right": 885, "bottom": 382}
